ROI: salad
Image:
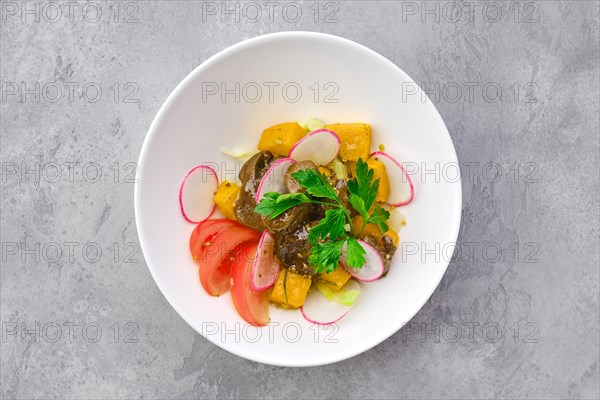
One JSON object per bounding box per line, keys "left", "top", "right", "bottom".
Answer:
{"left": 179, "top": 119, "right": 414, "bottom": 326}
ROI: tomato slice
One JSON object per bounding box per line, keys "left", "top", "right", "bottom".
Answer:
{"left": 189, "top": 219, "right": 216, "bottom": 254}
{"left": 230, "top": 243, "right": 269, "bottom": 326}
{"left": 191, "top": 219, "right": 236, "bottom": 260}
{"left": 198, "top": 223, "right": 261, "bottom": 296}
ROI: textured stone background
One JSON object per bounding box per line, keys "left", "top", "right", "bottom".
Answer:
{"left": 1, "top": 1, "right": 599, "bottom": 399}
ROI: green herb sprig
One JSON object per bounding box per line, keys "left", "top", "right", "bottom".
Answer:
{"left": 254, "top": 158, "right": 390, "bottom": 274}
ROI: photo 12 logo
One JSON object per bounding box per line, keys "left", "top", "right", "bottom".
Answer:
{"left": 2, "top": 240, "right": 140, "bottom": 264}
{"left": 2, "top": 321, "right": 139, "bottom": 344}
{"left": 201, "top": 81, "right": 339, "bottom": 104}
{"left": 399, "top": 161, "right": 541, "bottom": 185}
{"left": 399, "top": 1, "right": 540, "bottom": 24}
{"left": 200, "top": 1, "right": 339, "bottom": 23}
{"left": 200, "top": 321, "right": 340, "bottom": 344}
{"left": 1, "top": 81, "right": 139, "bottom": 104}
{"left": 1, "top": 1, "right": 140, "bottom": 23}
{"left": 399, "top": 241, "right": 540, "bottom": 264}
{"left": 1, "top": 161, "right": 139, "bottom": 184}
{"left": 402, "top": 81, "right": 539, "bottom": 104}
{"left": 401, "top": 320, "right": 539, "bottom": 344}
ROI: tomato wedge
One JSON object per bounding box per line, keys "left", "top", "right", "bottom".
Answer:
{"left": 230, "top": 242, "right": 269, "bottom": 326}
{"left": 191, "top": 219, "right": 236, "bottom": 260}
{"left": 198, "top": 223, "right": 260, "bottom": 296}
{"left": 189, "top": 219, "right": 217, "bottom": 254}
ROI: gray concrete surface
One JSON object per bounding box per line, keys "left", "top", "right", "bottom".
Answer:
{"left": 1, "top": 1, "right": 599, "bottom": 399}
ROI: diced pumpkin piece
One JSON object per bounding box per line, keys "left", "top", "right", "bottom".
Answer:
{"left": 366, "top": 158, "right": 390, "bottom": 202}
{"left": 257, "top": 122, "right": 307, "bottom": 156}
{"left": 351, "top": 215, "right": 381, "bottom": 238}
{"left": 346, "top": 160, "right": 357, "bottom": 177}
{"left": 285, "top": 272, "right": 312, "bottom": 308}
{"left": 318, "top": 267, "right": 351, "bottom": 292}
{"left": 213, "top": 181, "right": 240, "bottom": 220}
{"left": 269, "top": 271, "right": 288, "bottom": 307}
{"left": 352, "top": 215, "right": 400, "bottom": 247}
{"left": 269, "top": 270, "right": 312, "bottom": 309}
{"left": 324, "top": 123, "right": 371, "bottom": 161}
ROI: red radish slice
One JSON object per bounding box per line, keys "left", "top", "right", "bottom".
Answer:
{"left": 288, "top": 129, "right": 340, "bottom": 165}
{"left": 342, "top": 240, "right": 385, "bottom": 282}
{"left": 251, "top": 231, "right": 280, "bottom": 290}
{"left": 179, "top": 165, "right": 219, "bottom": 223}
{"left": 301, "top": 280, "right": 361, "bottom": 325}
{"left": 256, "top": 158, "right": 295, "bottom": 201}
{"left": 369, "top": 151, "right": 414, "bottom": 206}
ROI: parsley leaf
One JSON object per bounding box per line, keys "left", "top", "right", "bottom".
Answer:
{"left": 348, "top": 158, "right": 392, "bottom": 239}
{"left": 348, "top": 193, "right": 368, "bottom": 221}
{"left": 365, "top": 206, "right": 390, "bottom": 233}
{"left": 308, "top": 238, "right": 346, "bottom": 274}
{"left": 291, "top": 169, "right": 339, "bottom": 201}
{"left": 347, "top": 158, "right": 379, "bottom": 212}
{"left": 345, "top": 237, "right": 366, "bottom": 268}
{"left": 307, "top": 208, "right": 347, "bottom": 244}
{"left": 254, "top": 192, "right": 311, "bottom": 219}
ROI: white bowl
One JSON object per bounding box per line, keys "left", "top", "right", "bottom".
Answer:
{"left": 135, "top": 32, "right": 461, "bottom": 367}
